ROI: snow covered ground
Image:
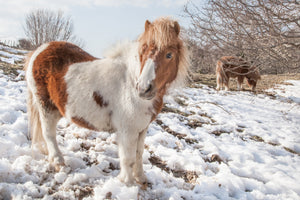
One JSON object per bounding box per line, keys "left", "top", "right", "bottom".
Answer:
{"left": 0, "top": 37, "right": 21, "bottom": 49}
{"left": 0, "top": 69, "right": 299, "bottom": 200}
{"left": 0, "top": 43, "right": 27, "bottom": 64}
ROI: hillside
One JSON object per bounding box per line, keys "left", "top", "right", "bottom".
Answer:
{"left": 0, "top": 67, "right": 299, "bottom": 199}
{"left": 0, "top": 43, "right": 28, "bottom": 78}
{"left": 0, "top": 43, "right": 27, "bottom": 64}
{"left": 0, "top": 44, "right": 299, "bottom": 199}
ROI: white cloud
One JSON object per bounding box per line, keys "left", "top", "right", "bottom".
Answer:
{"left": 0, "top": 0, "right": 188, "bottom": 20}
{"left": 79, "top": 0, "right": 188, "bottom": 8}
{"left": 0, "top": 0, "right": 71, "bottom": 19}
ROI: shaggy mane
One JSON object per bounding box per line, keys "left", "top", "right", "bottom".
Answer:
{"left": 102, "top": 40, "right": 133, "bottom": 59}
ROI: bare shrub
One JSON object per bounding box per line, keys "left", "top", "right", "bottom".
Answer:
{"left": 183, "top": 0, "right": 300, "bottom": 74}
{"left": 23, "top": 9, "right": 83, "bottom": 48}
{"left": 18, "top": 39, "right": 34, "bottom": 50}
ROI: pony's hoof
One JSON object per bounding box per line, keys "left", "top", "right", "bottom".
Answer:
{"left": 118, "top": 174, "right": 134, "bottom": 186}
{"left": 52, "top": 161, "right": 65, "bottom": 172}
{"left": 54, "top": 164, "right": 64, "bottom": 172}
{"left": 138, "top": 181, "right": 148, "bottom": 190}
{"left": 135, "top": 174, "right": 148, "bottom": 190}
{"left": 49, "top": 156, "right": 65, "bottom": 172}
{"left": 135, "top": 174, "right": 147, "bottom": 185}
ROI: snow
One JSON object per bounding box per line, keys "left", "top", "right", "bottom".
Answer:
{"left": 267, "top": 80, "right": 300, "bottom": 104}
{"left": 0, "top": 70, "right": 300, "bottom": 200}
{"left": 0, "top": 43, "right": 28, "bottom": 64}
{"left": 0, "top": 36, "right": 21, "bottom": 48}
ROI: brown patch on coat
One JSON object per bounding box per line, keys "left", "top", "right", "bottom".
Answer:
{"left": 93, "top": 91, "right": 109, "bottom": 107}
{"left": 216, "top": 56, "right": 261, "bottom": 91}
{"left": 30, "top": 41, "right": 97, "bottom": 114}
{"left": 71, "top": 116, "right": 98, "bottom": 131}
{"left": 150, "top": 88, "right": 166, "bottom": 122}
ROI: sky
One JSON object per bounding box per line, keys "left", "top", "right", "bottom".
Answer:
{"left": 0, "top": 0, "right": 192, "bottom": 57}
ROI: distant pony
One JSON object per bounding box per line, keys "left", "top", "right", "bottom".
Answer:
{"left": 25, "top": 17, "right": 189, "bottom": 186}
{"left": 216, "top": 56, "right": 261, "bottom": 91}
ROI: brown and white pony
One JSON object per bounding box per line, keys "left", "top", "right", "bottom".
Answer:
{"left": 216, "top": 56, "right": 261, "bottom": 91}
{"left": 25, "top": 17, "right": 189, "bottom": 185}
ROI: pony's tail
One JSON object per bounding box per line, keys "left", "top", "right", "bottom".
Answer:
{"left": 25, "top": 53, "right": 48, "bottom": 155}
{"left": 27, "top": 88, "right": 48, "bottom": 154}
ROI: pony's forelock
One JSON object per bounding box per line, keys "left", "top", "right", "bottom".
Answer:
{"left": 138, "top": 17, "right": 180, "bottom": 50}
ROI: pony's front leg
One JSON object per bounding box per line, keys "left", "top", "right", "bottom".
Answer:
{"left": 133, "top": 129, "right": 147, "bottom": 184}
{"left": 117, "top": 131, "right": 138, "bottom": 185}
{"left": 224, "top": 77, "right": 230, "bottom": 91}
{"left": 237, "top": 76, "right": 244, "bottom": 90}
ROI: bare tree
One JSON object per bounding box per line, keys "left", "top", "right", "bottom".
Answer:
{"left": 23, "top": 9, "right": 83, "bottom": 48}
{"left": 184, "top": 0, "right": 300, "bottom": 74}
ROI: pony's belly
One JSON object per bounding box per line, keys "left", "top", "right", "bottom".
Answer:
{"left": 92, "top": 110, "right": 115, "bottom": 133}
{"left": 226, "top": 70, "right": 240, "bottom": 78}
{"left": 65, "top": 101, "right": 115, "bottom": 132}
{"left": 228, "top": 73, "right": 238, "bottom": 78}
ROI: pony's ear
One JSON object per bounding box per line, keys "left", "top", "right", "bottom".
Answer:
{"left": 174, "top": 21, "right": 180, "bottom": 36}
{"left": 145, "top": 20, "right": 151, "bottom": 31}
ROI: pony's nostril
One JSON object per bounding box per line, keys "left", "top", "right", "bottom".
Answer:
{"left": 138, "top": 82, "right": 156, "bottom": 100}
{"left": 145, "top": 84, "right": 152, "bottom": 94}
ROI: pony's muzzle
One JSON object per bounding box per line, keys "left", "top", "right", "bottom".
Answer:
{"left": 137, "top": 81, "right": 156, "bottom": 100}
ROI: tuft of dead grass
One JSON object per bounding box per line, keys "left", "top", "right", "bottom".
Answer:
{"left": 148, "top": 152, "right": 198, "bottom": 184}
{"left": 0, "top": 61, "right": 24, "bottom": 77}
{"left": 190, "top": 73, "right": 300, "bottom": 92}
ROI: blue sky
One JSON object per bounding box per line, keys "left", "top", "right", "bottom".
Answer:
{"left": 0, "top": 0, "right": 192, "bottom": 57}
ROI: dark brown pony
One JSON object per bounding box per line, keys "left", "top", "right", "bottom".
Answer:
{"left": 216, "top": 56, "right": 261, "bottom": 91}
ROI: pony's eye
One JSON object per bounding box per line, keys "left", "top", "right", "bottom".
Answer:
{"left": 166, "top": 53, "right": 172, "bottom": 59}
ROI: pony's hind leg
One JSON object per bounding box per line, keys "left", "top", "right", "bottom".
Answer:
{"left": 133, "top": 129, "right": 147, "bottom": 185}
{"left": 39, "top": 106, "right": 64, "bottom": 170}
{"left": 216, "top": 74, "right": 221, "bottom": 90}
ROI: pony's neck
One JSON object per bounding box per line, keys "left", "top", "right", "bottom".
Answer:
{"left": 125, "top": 42, "right": 141, "bottom": 85}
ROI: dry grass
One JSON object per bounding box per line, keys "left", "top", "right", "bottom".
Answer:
{"left": 190, "top": 73, "right": 300, "bottom": 92}
{"left": 1, "top": 61, "right": 299, "bottom": 92}
{"left": 0, "top": 61, "right": 24, "bottom": 76}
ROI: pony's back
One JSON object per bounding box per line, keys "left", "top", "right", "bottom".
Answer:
{"left": 25, "top": 41, "right": 97, "bottom": 154}
{"left": 26, "top": 42, "right": 97, "bottom": 114}
{"left": 216, "top": 56, "right": 260, "bottom": 91}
